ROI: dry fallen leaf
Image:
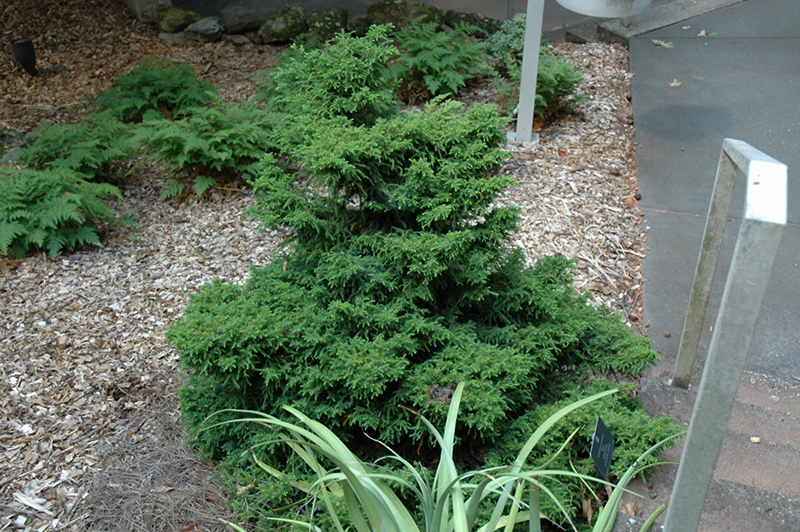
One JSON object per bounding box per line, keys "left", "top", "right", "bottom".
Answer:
{"left": 669, "top": 79, "right": 683, "bottom": 87}
{"left": 682, "top": 25, "right": 692, "bottom": 30}
{"left": 620, "top": 498, "right": 637, "bottom": 516}
{"left": 39, "top": 487, "right": 58, "bottom": 501}
{"left": 697, "top": 29, "right": 708, "bottom": 37}
{"left": 581, "top": 493, "right": 595, "bottom": 522}
{"left": 0, "top": 259, "right": 23, "bottom": 273}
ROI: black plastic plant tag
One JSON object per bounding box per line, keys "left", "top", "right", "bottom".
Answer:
{"left": 590, "top": 416, "right": 615, "bottom": 481}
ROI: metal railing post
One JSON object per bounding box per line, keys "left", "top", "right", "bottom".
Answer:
{"left": 515, "top": 0, "right": 544, "bottom": 144}
{"left": 662, "top": 139, "right": 788, "bottom": 532}
{"left": 672, "top": 148, "right": 737, "bottom": 388}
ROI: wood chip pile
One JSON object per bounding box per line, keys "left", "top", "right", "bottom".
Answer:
{"left": 1, "top": 2, "right": 648, "bottom": 530}
{"left": 0, "top": 0, "right": 282, "bottom": 131}
{"left": 500, "top": 42, "right": 646, "bottom": 321}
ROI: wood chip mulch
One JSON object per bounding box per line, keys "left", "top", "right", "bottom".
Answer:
{"left": 1, "top": 2, "right": 648, "bottom": 530}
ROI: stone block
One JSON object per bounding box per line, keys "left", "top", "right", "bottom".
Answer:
{"left": 125, "top": 0, "right": 171, "bottom": 23}
{"left": 257, "top": 5, "right": 308, "bottom": 44}
{"left": 308, "top": 8, "right": 348, "bottom": 42}
{"left": 185, "top": 16, "right": 225, "bottom": 42}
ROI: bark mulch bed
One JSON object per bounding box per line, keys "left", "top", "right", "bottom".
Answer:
{"left": 1, "top": 1, "right": 647, "bottom": 530}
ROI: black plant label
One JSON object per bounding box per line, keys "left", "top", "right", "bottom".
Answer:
{"left": 590, "top": 416, "right": 615, "bottom": 481}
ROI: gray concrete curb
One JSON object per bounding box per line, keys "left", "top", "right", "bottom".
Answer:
{"left": 598, "top": 0, "right": 747, "bottom": 45}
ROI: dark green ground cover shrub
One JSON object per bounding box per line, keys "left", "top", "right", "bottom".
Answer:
{"left": 258, "top": 25, "right": 398, "bottom": 126}
{"left": 169, "top": 27, "right": 679, "bottom": 529}
{"left": 133, "top": 100, "right": 281, "bottom": 200}
{"left": 95, "top": 56, "right": 216, "bottom": 122}
{"left": 0, "top": 167, "right": 132, "bottom": 258}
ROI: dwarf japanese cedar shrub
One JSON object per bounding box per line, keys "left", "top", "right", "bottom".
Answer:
{"left": 166, "top": 27, "right": 678, "bottom": 529}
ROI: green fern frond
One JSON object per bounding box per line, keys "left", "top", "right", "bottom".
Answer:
{"left": 194, "top": 176, "right": 217, "bottom": 197}
{"left": 159, "top": 179, "right": 186, "bottom": 201}
{"left": 0, "top": 221, "right": 26, "bottom": 255}
{"left": 0, "top": 168, "right": 126, "bottom": 258}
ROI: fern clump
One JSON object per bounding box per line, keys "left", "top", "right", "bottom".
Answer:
{"left": 391, "top": 21, "right": 491, "bottom": 103}
{"left": 14, "top": 111, "right": 136, "bottom": 182}
{"left": 95, "top": 56, "right": 216, "bottom": 122}
{"left": 487, "top": 14, "right": 585, "bottom": 120}
{"left": 133, "top": 100, "right": 280, "bottom": 200}
{"left": 0, "top": 167, "right": 132, "bottom": 258}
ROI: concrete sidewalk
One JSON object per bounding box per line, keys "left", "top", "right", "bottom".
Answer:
{"left": 626, "top": 0, "right": 800, "bottom": 530}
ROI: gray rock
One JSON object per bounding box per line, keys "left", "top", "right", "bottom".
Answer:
{"left": 185, "top": 16, "right": 225, "bottom": 42}
{"left": 443, "top": 10, "right": 502, "bottom": 37}
{"left": 156, "top": 6, "right": 202, "bottom": 33}
{"left": 125, "top": 0, "right": 171, "bottom": 23}
{"left": 347, "top": 14, "right": 371, "bottom": 37}
{"left": 222, "top": 33, "right": 252, "bottom": 46}
{"left": 158, "top": 31, "right": 192, "bottom": 45}
{"left": 257, "top": 5, "right": 308, "bottom": 44}
{"left": 366, "top": 0, "right": 443, "bottom": 30}
{"left": 307, "top": 8, "right": 347, "bottom": 42}
{"left": 221, "top": 9, "right": 269, "bottom": 35}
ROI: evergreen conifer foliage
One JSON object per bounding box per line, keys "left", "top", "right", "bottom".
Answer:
{"left": 169, "top": 28, "right": 661, "bottom": 469}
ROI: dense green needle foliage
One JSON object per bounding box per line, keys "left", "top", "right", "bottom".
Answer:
{"left": 94, "top": 56, "right": 216, "bottom": 122}
{"left": 167, "top": 28, "right": 679, "bottom": 529}
{"left": 260, "top": 25, "right": 399, "bottom": 126}
{"left": 0, "top": 167, "right": 132, "bottom": 258}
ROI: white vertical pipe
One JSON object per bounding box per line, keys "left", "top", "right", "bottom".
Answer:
{"left": 515, "top": 0, "right": 545, "bottom": 144}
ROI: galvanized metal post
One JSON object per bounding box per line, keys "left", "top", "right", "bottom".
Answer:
{"left": 672, "top": 148, "right": 737, "bottom": 388}
{"left": 515, "top": 0, "right": 544, "bottom": 144}
{"left": 663, "top": 139, "right": 787, "bottom": 532}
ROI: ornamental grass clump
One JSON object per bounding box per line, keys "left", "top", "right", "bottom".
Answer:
{"left": 214, "top": 385, "right": 679, "bottom": 532}
{"left": 168, "top": 26, "right": 680, "bottom": 528}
